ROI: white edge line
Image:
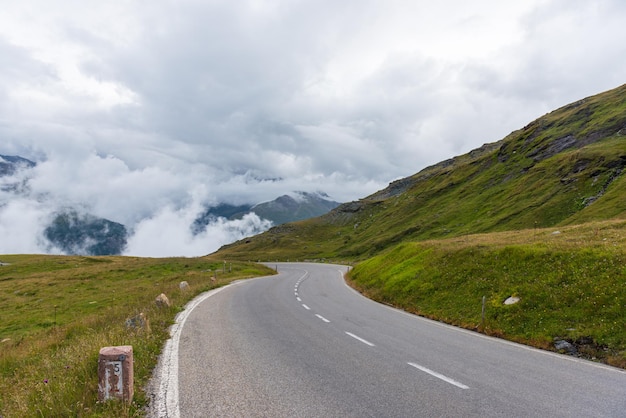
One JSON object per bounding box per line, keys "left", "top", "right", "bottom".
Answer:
{"left": 302, "top": 303, "right": 311, "bottom": 310}
{"left": 345, "top": 331, "right": 375, "bottom": 347}
{"left": 156, "top": 287, "right": 226, "bottom": 417}
{"left": 153, "top": 277, "right": 267, "bottom": 417}
{"left": 408, "top": 362, "right": 469, "bottom": 390}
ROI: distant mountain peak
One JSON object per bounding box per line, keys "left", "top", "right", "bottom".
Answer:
{"left": 193, "top": 191, "right": 341, "bottom": 235}
{"left": 250, "top": 191, "right": 340, "bottom": 225}
{"left": 0, "top": 154, "right": 36, "bottom": 177}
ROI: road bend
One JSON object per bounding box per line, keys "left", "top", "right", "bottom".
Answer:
{"left": 165, "top": 262, "right": 626, "bottom": 417}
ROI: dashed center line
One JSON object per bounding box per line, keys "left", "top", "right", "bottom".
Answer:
{"left": 315, "top": 314, "right": 331, "bottom": 323}
{"left": 408, "top": 362, "right": 469, "bottom": 389}
{"left": 290, "top": 268, "right": 468, "bottom": 394}
{"left": 345, "top": 331, "right": 375, "bottom": 347}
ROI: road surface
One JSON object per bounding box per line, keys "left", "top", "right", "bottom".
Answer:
{"left": 151, "top": 262, "right": 626, "bottom": 417}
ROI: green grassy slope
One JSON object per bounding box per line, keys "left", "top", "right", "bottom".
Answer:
{"left": 218, "top": 83, "right": 626, "bottom": 261}
{"left": 347, "top": 221, "right": 626, "bottom": 367}
{"left": 214, "top": 84, "right": 626, "bottom": 367}
{"left": 0, "top": 255, "right": 274, "bottom": 416}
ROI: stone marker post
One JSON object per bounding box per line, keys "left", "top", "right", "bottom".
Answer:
{"left": 98, "top": 345, "right": 134, "bottom": 403}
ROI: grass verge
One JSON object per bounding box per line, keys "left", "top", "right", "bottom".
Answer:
{"left": 348, "top": 220, "right": 626, "bottom": 368}
{"left": 0, "top": 255, "right": 274, "bottom": 417}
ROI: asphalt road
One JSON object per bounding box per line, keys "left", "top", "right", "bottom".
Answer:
{"left": 165, "top": 262, "right": 626, "bottom": 417}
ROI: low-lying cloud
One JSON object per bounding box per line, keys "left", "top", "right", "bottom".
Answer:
{"left": 0, "top": 198, "right": 51, "bottom": 254}
{"left": 2, "top": 0, "right": 626, "bottom": 256}
{"left": 0, "top": 156, "right": 281, "bottom": 256}
{"left": 126, "top": 209, "right": 271, "bottom": 258}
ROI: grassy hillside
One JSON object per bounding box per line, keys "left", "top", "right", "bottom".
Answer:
{"left": 214, "top": 84, "right": 626, "bottom": 366}
{"left": 5, "top": 84, "right": 626, "bottom": 415}
{"left": 0, "top": 255, "right": 274, "bottom": 417}
{"left": 348, "top": 220, "right": 626, "bottom": 367}
{"left": 218, "top": 83, "right": 626, "bottom": 261}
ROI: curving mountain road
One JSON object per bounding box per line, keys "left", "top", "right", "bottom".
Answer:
{"left": 152, "top": 262, "right": 626, "bottom": 417}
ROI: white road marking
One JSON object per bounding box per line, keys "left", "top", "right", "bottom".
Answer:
{"left": 408, "top": 362, "right": 469, "bottom": 390}
{"left": 296, "top": 297, "right": 302, "bottom": 302}
{"left": 302, "top": 304, "right": 311, "bottom": 310}
{"left": 315, "top": 314, "right": 331, "bottom": 323}
{"left": 345, "top": 331, "right": 375, "bottom": 347}
{"left": 153, "top": 280, "right": 251, "bottom": 417}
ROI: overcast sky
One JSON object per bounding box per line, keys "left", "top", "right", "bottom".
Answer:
{"left": 1, "top": 0, "right": 626, "bottom": 256}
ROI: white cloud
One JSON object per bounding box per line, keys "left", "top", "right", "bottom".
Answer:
{"left": 0, "top": 199, "right": 50, "bottom": 254}
{"left": 125, "top": 208, "right": 272, "bottom": 257}
{"left": 1, "top": 0, "right": 626, "bottom": 256}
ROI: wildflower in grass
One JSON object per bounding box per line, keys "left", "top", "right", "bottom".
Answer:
{"left": 43, "top": 379, "right": 48, "bottom": 384}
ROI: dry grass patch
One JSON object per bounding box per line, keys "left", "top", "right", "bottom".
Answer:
{"left": 0, "top": 255, "right": 274, "bottom": 417}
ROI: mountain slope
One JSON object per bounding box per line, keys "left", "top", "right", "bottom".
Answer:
{"left": 217, "top": 83, "right": 626, "bottom": 260}
{"left": 1, "top": 157, "right": 129, "bottom": 255}
{"left": 193, "top": 191, "right": 340, "bottom": 233}
{"left": 251, "top": 191, "right": 340, "bottom": 225}
{"left": 0, "top": 155, "right": 36, "bottom": 193}
{"left": 44, "top": 211, "right": 128, "bottom": 255}
{"left": 0, "top": 155, "right": 36, "bottom": 176}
